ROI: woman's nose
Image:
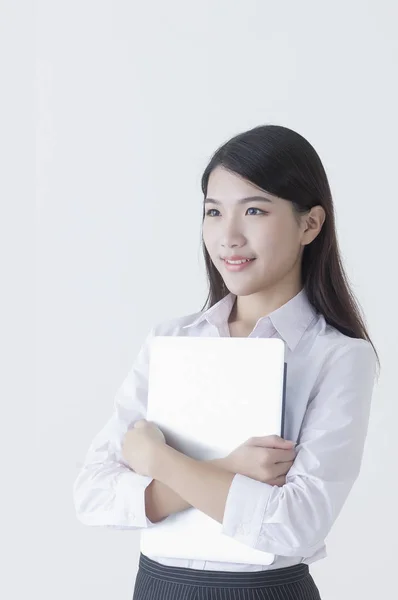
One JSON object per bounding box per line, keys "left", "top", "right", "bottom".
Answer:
{"left": 220, "top": 223, "right": 246, "bottom": 248}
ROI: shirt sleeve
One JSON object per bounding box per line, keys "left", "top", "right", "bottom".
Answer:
{"left": 72, "top": 326, "right": 158, "bottom": 529}
{"left": 221, "top": 338, "right": 377, "bottom": 557}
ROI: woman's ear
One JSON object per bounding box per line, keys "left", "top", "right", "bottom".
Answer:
{"left": 301, "top": 206, "right": 326, "bottom": 246}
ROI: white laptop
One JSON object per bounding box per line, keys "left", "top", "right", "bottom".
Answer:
{"left": 140, "top": 336, "right": 286, "bottom": 566}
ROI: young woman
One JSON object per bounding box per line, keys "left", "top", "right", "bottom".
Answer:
{"left": 73, "top": 125, "right": 379, "bottom": 600}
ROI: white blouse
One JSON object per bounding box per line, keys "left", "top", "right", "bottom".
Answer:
{"left": 73, "top": 288, "right": 377, "bottom": 572}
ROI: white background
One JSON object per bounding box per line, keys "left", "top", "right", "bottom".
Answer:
{"left": 33, "top": 1, "right": 398, "bottom": 598}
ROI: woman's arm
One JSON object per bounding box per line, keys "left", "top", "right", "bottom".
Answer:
{"left": 151, "top": 449, "right": 234, "bottom": 523}
{"left": 73, "top": 327, "right": 159, "bottom": 529}
{"left": 145, "top": 458, "right": 228, "bottom": 523}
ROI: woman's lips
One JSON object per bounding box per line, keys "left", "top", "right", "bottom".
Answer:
{"left": 223, "top": 258, "right": 256, "bottom": 272}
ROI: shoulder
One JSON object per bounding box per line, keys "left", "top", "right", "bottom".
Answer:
{"left": 134, "top": 310, "right": 202, "bottom": 363}
{"left": 149, "top": 309, "right": 203, "bottom": 337}
{"left": 315, "top": 316, "right": 375, "bottom": 359}
{"left": 310, "top": 316, "right": 377, "bottom": 384}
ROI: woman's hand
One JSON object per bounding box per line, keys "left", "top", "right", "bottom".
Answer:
{"left": 224, "top": 434, "right": 296, "bottom": 486}
{"left": 122, "top": 419, "right": 166, "bottom": 477}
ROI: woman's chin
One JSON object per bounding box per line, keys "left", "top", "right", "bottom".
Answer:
{"left": 225, "top": 281, "right": 263, "bottom": 297}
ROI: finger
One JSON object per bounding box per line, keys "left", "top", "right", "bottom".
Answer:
{"left": 268, "top": 448, "right": 296, "bottom": 463}
{"left": 273, "top": 460, "right": 294, "bottom": 477}
{"left": 248, "top": 435, "right": 295, "bottom": 449}
{"left": 256, "top": 448, "right": 295, "bottom": 465}
{"left": 134, "top": 419, "right": 148, "bottom": 429}
{"left": 267, "top": 475, "right": 286, "bottom": 487}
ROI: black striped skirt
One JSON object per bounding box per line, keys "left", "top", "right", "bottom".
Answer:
{"left": 132, "top": 553, "right": 322, "bottom": 600}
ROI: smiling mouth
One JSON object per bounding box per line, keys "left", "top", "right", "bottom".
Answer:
{"left": 222, "top": 258, "right": 257, "bottom": 272}
{"left": 223, "top": 258, "right": 256, "bottom": 265}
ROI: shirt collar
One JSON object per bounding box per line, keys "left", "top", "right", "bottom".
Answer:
{"left": 183, "top": 288, "right": 318, "bottom": 352}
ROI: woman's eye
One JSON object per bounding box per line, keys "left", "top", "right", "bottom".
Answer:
{"left": 206, "top": 209, "right": 220, "bottom": 217}
{"left": 205, "top": 207, "right": 266, "bottom": 217}
{"left": 246, "top": 207, "right": 266, "bottom": 215}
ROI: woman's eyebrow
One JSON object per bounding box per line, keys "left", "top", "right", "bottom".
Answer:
{"left": 204, "top": 195, "right": 274, "bottom": 205}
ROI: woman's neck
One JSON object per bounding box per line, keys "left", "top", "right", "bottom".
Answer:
{"left": 229, "top": 281, "right": 303, "bottom": 328}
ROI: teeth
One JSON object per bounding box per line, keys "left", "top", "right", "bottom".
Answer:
{"left": 225, "top": 259, "right": 252, "bottom": 264}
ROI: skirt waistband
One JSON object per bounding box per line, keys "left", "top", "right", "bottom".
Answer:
{"left": 138, "top": 553, "right": 310, "bottom": 589}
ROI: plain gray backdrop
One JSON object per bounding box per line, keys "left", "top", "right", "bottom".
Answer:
{"left": 34, "top": 1, "right": 396, "bottom": 598}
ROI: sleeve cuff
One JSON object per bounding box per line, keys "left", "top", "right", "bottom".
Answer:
{"left": 221, "top": 473, "right": 274, "bottom": 549}
{"left": 116, "top": 471, "right": 156, "bottom": 528}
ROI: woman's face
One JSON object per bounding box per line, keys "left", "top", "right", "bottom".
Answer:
{"left": 202, "top": 166, "right": 308, "bottom": 297}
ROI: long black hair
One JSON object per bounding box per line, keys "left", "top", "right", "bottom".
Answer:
{"left": 199, "top": 124, "right": 379, "bottom": 367}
